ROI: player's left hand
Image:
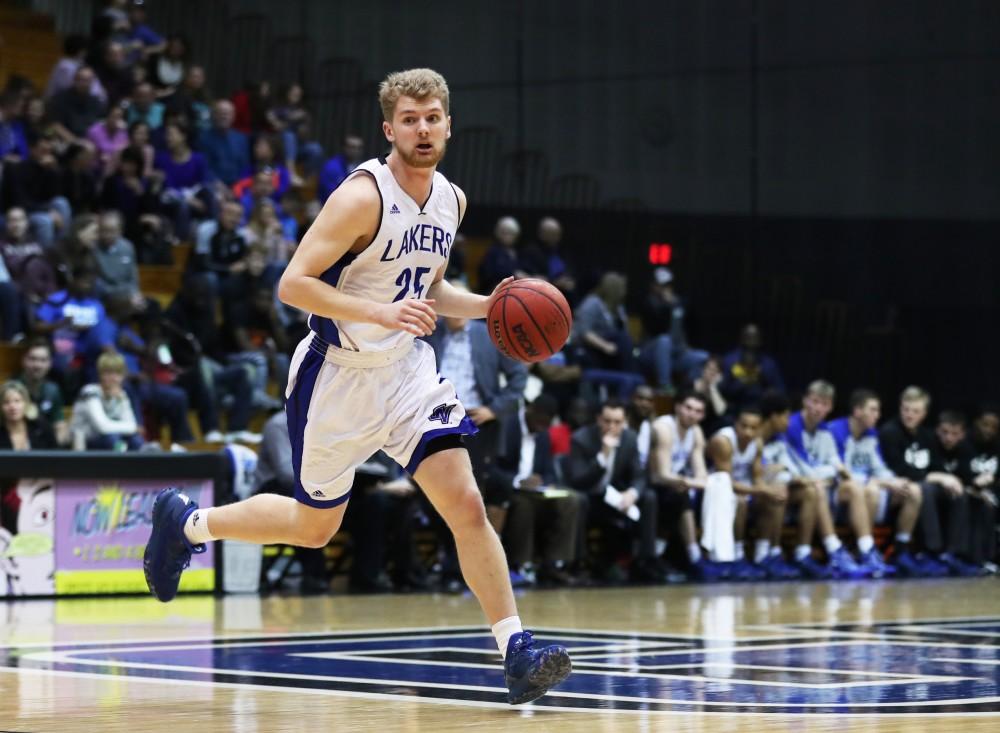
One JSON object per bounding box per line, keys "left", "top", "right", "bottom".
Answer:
{"left": 489, "top": 277, "right": 516, "bottom": 299}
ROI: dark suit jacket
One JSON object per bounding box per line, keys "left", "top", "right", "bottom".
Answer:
{"left": 423, "top": 319, "right": 528, "bottom": 420}
{"left": 496, "top": 417, "right": 557, "bottom": 486}
{"left": 565, "top": 424, "right": 646, "bottom": 496}
{"left": 0, "top": 418, "right": 57, "bottom": 451}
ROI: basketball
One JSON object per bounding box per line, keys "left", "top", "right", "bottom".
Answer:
{"left": 487, "top": 278, "right": 573, "bottom": 363}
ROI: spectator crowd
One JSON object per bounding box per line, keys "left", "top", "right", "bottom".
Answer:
{"left": 0, "top": 1, "right": 996, "bottom": 596}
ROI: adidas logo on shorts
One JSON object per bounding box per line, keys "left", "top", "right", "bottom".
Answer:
{"left": 311, "top": 490, "right": 326, "bottom": 498}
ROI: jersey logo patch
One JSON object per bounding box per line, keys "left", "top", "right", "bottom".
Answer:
{"left": 428, "top": 403, "right": 457, "bottom": 424}
{"left": 390, "top": 204, "right": 401, "bottom": 214}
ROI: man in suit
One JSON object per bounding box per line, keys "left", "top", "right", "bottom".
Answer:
{"left": 496, "top": 394, "right": 584, "bottom": 587}
{"left": 424, "top": 285, "right": 528, "bottom": 533}
{"left": 565, "top": 398, "right": 663, "bottom": 582}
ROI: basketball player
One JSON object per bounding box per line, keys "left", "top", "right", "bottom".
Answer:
{"left": 144, "top": 68, "right": 571, "bottom": 705}
{"left": 649, "top": 390, "right": 726, "bottom": 580}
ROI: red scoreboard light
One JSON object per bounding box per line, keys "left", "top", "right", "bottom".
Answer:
{"left": 648, "top": 243, "right": 672, "bottom": 265}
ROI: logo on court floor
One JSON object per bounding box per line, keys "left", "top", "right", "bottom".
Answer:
{"left": 4, "top": 618, "right": 1000, "bottom": 714}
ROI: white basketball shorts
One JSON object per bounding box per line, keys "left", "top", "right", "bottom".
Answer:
{"left": 285, "top": 334, "right": 476, "bottom": 508}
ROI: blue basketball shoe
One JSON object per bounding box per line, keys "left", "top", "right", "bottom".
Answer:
{"left": 504, "top": 631, "right": 572, "bottom": 704}
{"left": 827, "top": 547, "right": 869, "bottom": 580}
{"left": 144, "top": 488, "right": 205, "bottom": 602}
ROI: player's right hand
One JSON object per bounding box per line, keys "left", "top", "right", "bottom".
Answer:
{"left": 375, "top": 298, "right": 437, "bottom": 336}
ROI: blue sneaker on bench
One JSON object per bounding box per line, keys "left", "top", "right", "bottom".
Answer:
{"left": 144, "top": 488, "right": 205, "bottom": 602}
{"left": 504, "top": 631, "right": 572, "bottom": 704}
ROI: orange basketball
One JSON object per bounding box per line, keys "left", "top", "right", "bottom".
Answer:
{"left": 486, "top": 278, "right": 573, "bottom": 363}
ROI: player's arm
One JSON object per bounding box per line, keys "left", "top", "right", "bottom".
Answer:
{"left": 277, "top": 175, "right": 436, "bottom": 337}
{"left": 709, "top": 434, "right": 750, "bottom": 495}
{"left": 426, "top": 184, "right": 513, "bottom": 318}
{"left": 688, "top": 427, "right": 708, "bottom": 488}
{"left": 650, "top": 420, "right": 687, "bottom": 490}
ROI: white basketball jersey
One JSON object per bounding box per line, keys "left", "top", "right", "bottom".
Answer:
{"left": 653, "top": 414, "right": 696, "bottom": 476}
{"left": 307, "top": 157, "right": 462, "bottom": 354}
{"left": 715, "top": 426, "right": 758, "bottom": 485}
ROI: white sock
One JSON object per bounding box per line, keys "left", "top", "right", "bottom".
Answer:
{"left": 895, "top": 532, "right": 911, "bottom": 544}
{"left": 794, "top": 544, "right": 812, "bottom": 561}
{"left": 734, "top": 543, "right": 745, "bottom": 561}
{"left": 183, "top": 507, "right": 216, "bottom": 545}
{"left": 857, "top": 535, "right": 874, "bottom": 554}
{"left": 492, "top": 616, "right": 523, "bottom": 658}
{"left": 687, "top": 543, "right": 702, "bottom": 564}
{"left": 769, "top": 546, "right": 781, "bottom": 557}
{"left": 754, "top": 540, "right": 770, "bottom": 564}
{"left": 823, "top": 535, "right": 842, "bottom": 554}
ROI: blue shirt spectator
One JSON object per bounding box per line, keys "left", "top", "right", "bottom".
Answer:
{"left": 198, "top": 100, "right": 249, "bottom": 185}
{"left": 317, "top": 134, "right": 364, "bottom": 202}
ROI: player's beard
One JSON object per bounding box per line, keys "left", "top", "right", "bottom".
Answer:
{"left": 398, "top": 139, "right": 447, "bottom": 168}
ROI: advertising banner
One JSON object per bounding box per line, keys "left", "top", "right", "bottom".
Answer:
{"left": 53, "top": 479, "right": 214, "bottom": 595}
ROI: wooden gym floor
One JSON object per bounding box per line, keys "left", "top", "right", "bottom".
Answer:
{"left": 2, "top": 578, "right": 999, "bottom": 732}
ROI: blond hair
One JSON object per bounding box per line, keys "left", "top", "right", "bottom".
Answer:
{"left": 900, "top": 385, "right": 930, "bottom": 405}
{"left": 378, "top": 68, "right": 450, "bottom": 121}
{"left": 806, "top": 380, "right": 835, "bottom": 400}
{"left": 97, "top": 351, "right": 127, "bottom": 374}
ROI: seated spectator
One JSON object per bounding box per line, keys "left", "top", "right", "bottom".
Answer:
{"left": 100, "top": 145, "right": 171, "bottom": 264}
{"left": 239, "top": 198, "right": 293, "bottom": 270}
{"left": 61, "top": 143, "right": 101, "bottom": 214}
{"left": 649, "top": 390, "right": 722, "bottom": 580}
{"left": 147, "top": 34, "right": 189, "bottom": 95}
{"left": 237, "top": 169, "right": 296, "bottom": 241}
{"left": 125, "top": 82, "right": 164, "bottom": 130}
{"left": 233, "top": 135, "right": 292, "bottom": 200}
{"left": 30, "top": 262, "right": 109, "bottom": 383}
{"left": 70, "top": 350, "right": 143, "bottom": 451}
{"left": 567, "top": 398, "right": 662, "bottom": 583}
{"left": 519, "top": 216, "right": 577, "bottom": 305}
{"left": 163, "top": 65, "right": 209, "bottom": 132}
{"left": 191, "top": 200, "right": 250, "bottom": 298}
{"left": 154, "top": 121, "right": 214, "bottom": 239}
{"left": 49, "top": 67, "right": 105, "bottom": 143}
{"left": 93, "top": 210, "right": 142, "bottom": 304}
{"left": 22, "top": 95, "right": 55, "bottom": 145}
{"left": 720, "top": 323, "right": 786, "bottom": 412}
{"left": 548, "top": 396, "right": 594, "bottom": 458}
{"left": 221, "top": 269, "right": 288, "bottom": 411}
{"left": 0, "top": 381, "right": 56, "bottom": 450}
{"left": 101, "top": 295, "right": 193, "bottom": 447}
{"left": 477, "top": 216, "right": 524, "bottom": 294}
{"left": 45, "top": 35, "right": 106, "bottom": 103}
{"left": 497, "top": 394, "right": 584, "bottom": 587}
{"left": 639, "top": 267, "right": 708, "bottom": 394}
{"left": 15, "top": 338, "right": 69, "bottom": 446}
{"left": 878, "top": 386, "right": 955, "bottom": 576}
{"left": 0, "top": 207, "right": 59, "bottom": 309}
{"left": 690, "top": 354, "right": 727, "bottom": 435}
{"left": 626, "top": 384, "right": 656, "bottom": 471}
{"left": 318, "top": 134, "right": 364, "bottom": 203}
{"left": 163, "top": 272, "right": 258, "bottom": 443}
{"left": 924, "top": 411, "right": 986, "bottom": 574}
{"left": 126, "top": 0, "right": 166, "bottom": 63}
{"left": 126, "top": 120, "right": 155, "bottom": 176}
{"left": 530, "top": 347, "right": 583, "bottom": 416}
{"left": 199, "top": 100, "right": 249, "bottom": 187}
{"left": 267, "top": 83, "right": 324, "bottom": 181}
{"left": 93, "top": 40, "right": 133, "bottom": 106}
{"left": 571, "top": 272, "right": 645, "bottom": 398}
{"left": 56, "top": 213, "right": 100, "bottom": 274}
{"left": 826, "top": 389, "right": 924, "bottom": 576}
{"left": 86, "top": 103, "right": 129, "bottom": 176}
{"left": 0, "top": 132, "right": 72, "bottom": 248}
{"left": 0, "top": 91, "right": 29, "bottom": 163}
